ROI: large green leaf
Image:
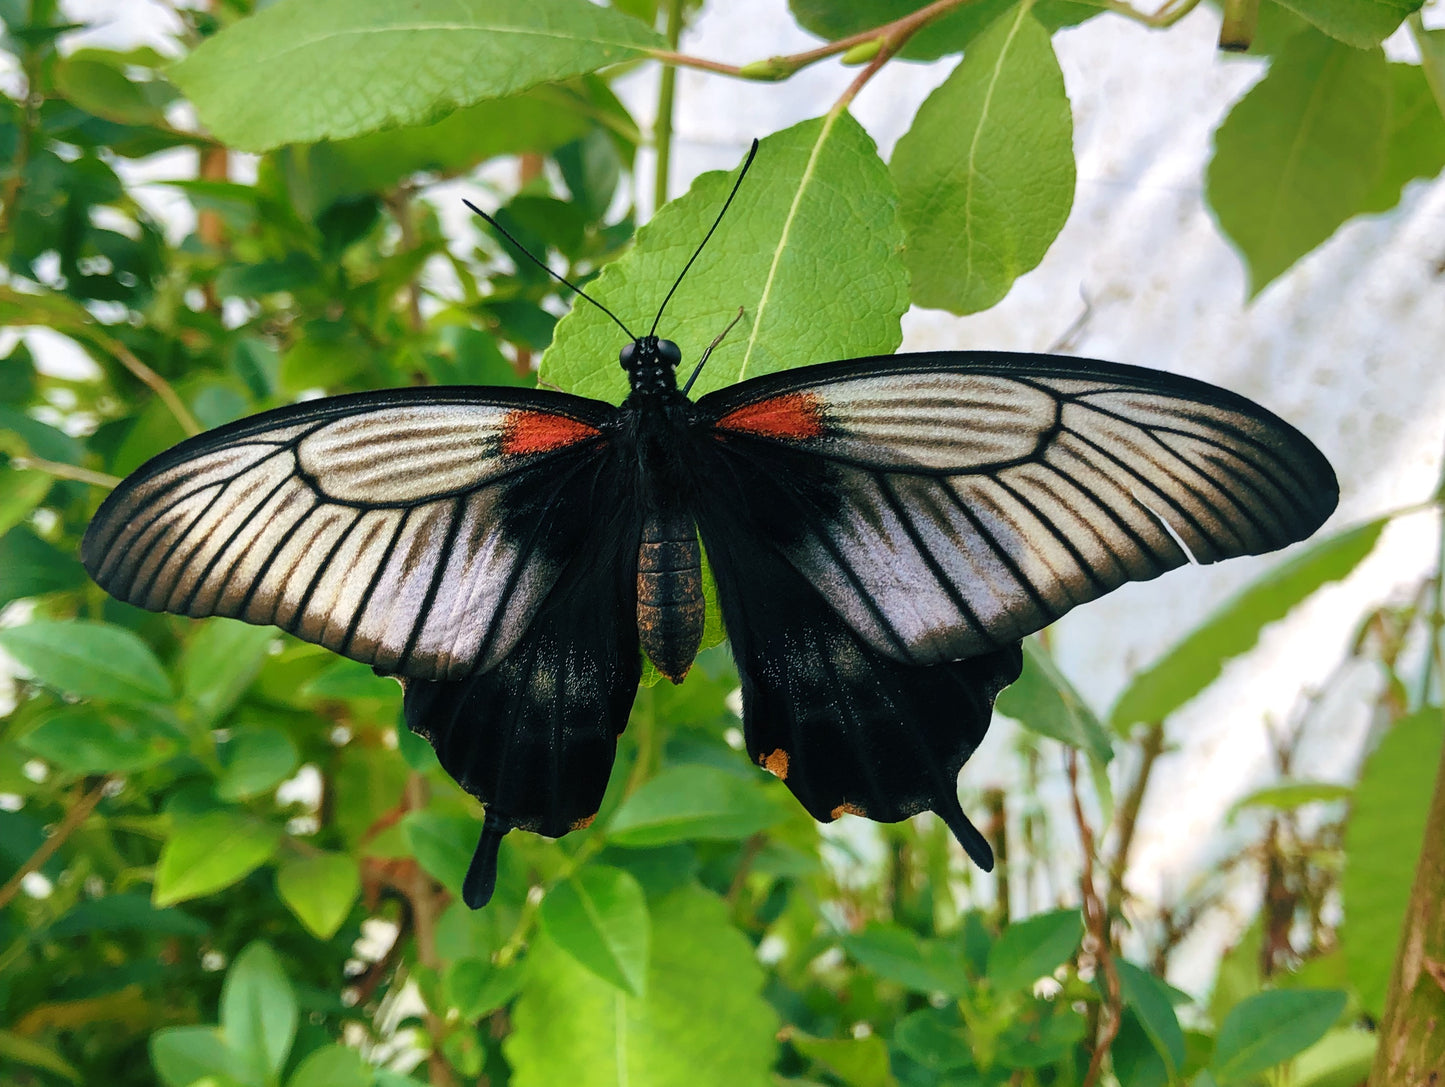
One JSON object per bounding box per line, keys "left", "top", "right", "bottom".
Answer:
{"left": 0, "top": 526, "right": 86, "bottom": 606}
{"left": 220, "top": 942, "right": 298, "bottom": 1084}
{"left": 287, "top": 1044, "right": 371, "bottom": 1087}
{"left": 1207, "top": 31, "right": 1389, "bottom": 296}
{"left": 1341, "top": 708, "right": 1444, "bottom": 1015}
{"left": 216, "top": 726, "right": 301, "bottom": 801}
{"left": 787, "top": 0, "right": 1097, "bottom": 59}
{"left": 0, "top": 619, "right": 173, "bottom": 705}
{"left": 1116, "top": 960, "right": 1186, "bottom": 1075}
{"left": 985, "top": 908, "right": 1082, "bottom": 993}
{"left": 170, "top": 0, "right": 665, "bottom": 151}
{"left": 1109, "top": 518, "right": 1383, "bottom": 728}
{"left": 0, "top": 465, "right": 52, "bottom": 536}
{"left": 1210, "top": 989, "right": 1347, "bottom": 1080}
{"left": 179, "top": 619, "right": 275, "bottom": 727}
{"left": 20, "top": 704, "right": 184, "bottom": 776}
{"left": 149, "top": 1027, "right": 244, "bottom": 1087}
{"left": 539, "top": 865, "right": 651, "bottom": 996}
{"left": 1359, "top": 62, "right": 1445, "bottom": 214}
{"left": 1272, "top": 0, "right": 1420, "bottom": 47}
{"left": 890, "top": 5, "right": 1074, "bottom": 314}
{"left": 606, "top": 764, "right": 783, "bottom": 847}
{"left": 996, "top": 639, "right": 1112, "bottom": 762}
{"left": 402, "top": 811, "right": 479, "bottom": 894}
{"left": 276, "top": 852, "right": 360, "bottom": 941}
{"left": 506, "top": 885, "right": 777, "bottom": 1087}
{"left": 841, "top": 924, "right": 970, "bottom": 995}
{"left": 791, "top": 1032, "right": 896, "bottom": 1087}
{"left": 153, "top": 809, "right": 282, "bottom": 906}
{"left": 543, "top": 112, "right": 907, "bottom": 401}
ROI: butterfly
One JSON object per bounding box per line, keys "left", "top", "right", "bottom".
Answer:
{"left": 81, "top": 142, "right": 1339, "bottom": 908}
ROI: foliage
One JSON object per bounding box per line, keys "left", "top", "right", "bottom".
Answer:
{"left": 0, "top": 0, "right": 1442, "bottom": 1085}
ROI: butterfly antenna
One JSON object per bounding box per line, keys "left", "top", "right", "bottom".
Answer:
{"left": 463, "top": 199, "right": 638, "bottom": 342}
{"left": 649, "top": 138, "right": 760, "bottom": 338}
{"left": 682, "top": 306, "right": 746, "bottom": 396}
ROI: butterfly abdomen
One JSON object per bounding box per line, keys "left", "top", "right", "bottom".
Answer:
{"left": 636, "top": 506, "right": 704, "bottom": 684}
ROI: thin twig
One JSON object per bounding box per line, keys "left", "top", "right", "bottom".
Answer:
{"left": 99, "top": 331, "right": 201, "bottom": 436}
{"left": 12, "top": 456, "right": 120, "bottom": 489}
{"left": 403, "top": 773, "right": 457, "bottom": 1087}
{"left": 1106, "top": 721, "right": 1164, "bottom": 917}
{"left": 0, "top": 775, "right": 115, "bottom": 911}
{"left": 1102, "top": 0, "right": 1204, "bottom": 28}
{"left": 651, "top": 0, "right": 980, "bottom": 84}
{"left": 653, "top": 0, "right": 685, "bottom": 208}
{"left": 1068, "top": 751, "right": 1121, "bottom": 1087}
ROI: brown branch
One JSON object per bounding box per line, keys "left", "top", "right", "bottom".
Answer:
{"left": 1069, "top": 751, "right": 1121, "bottom": 1087}
{"left": 1106, "top": 721, "right": 1165, "bottom": 917}
{"left": 985, "top": 787, "right": 1010, "bottom": 925}
{"left": 0, "top": 775, "right": 115, "bottom": 911}
{"left": 651, "top": 0, "right": 980, "bottom": 84}
{"left": 1369, "top": 722, "right": 1445, "bottom": 1084}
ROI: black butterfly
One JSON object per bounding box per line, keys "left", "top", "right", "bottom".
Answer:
{"left": 81, "top": 144, "right": 1338, "bottom": 908}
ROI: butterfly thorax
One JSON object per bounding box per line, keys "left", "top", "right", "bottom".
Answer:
{"left": 617, "top": 337, "right": 704, "bottom": 683}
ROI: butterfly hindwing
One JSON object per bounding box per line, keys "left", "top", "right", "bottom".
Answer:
{"left": 81, "top": 387, "right": 617, "bottom": 682}
{"left": 696, "top": 352, "right": 1339, "bottom": 667}
{"left": 692, "top": 449, "right": 1023, "bottom": 865}
{"left": 402, "top": 457, "right": 642, "bottom": 907}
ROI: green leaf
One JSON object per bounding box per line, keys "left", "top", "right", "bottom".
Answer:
{"left": 149, "top": 1026, "right": 244, "bottom": 1087}
{"left": 216, "top": 726, "right": 301, "bottom": 801}
{"left": 791, "top": 1033, "right": 896, "bottom": 1087}
{"left": 47, "top": 893, "right": 208, "bottom": 939}
{"left": 1113, "top": 1010, "right": 1170, "bottom": 1087}
{"left": 402, "top": 811, "right": 479, "bottom": 894}
{"left": 890, "top": 6, "right": 1074, "bottom": 314}
{"left": 276, "top": 852, "right": 360, "bottom": 940}
{"left": 295, "top": 88, "right": 591, "bottom": 210}
{"left": 840, "top": 924, "right": 969, "bottom": 995}
{"left": 0, "top": 526, "right": 86, "bottom": 605}
{"left": 154, "top": 809, "right": 282, "bottom": 906}
{"left": 1342, "top": 708, "right": 1444, "bottom": 1014}
{"left": 997, "top": 639, "right": 1112, "bottom": 762}
{"left": 180, "top": 619, "right": 276, "bottom": 726}
{"left": 1359, "top": 62, "right": 1445, "bottom": 214}
{"left": 0, "top": 619, "right": 173, "bottom": 705}
{"left": 20, "top": 704, "right": 184, "bottom": 776}
{"left": 544, "top": 112, "right": 907, "bottom": 402}
{"left": 539, "top": 865, "right": 650, "bottom": 996}
{"left": 1272, "top": 0, "right": 1420, "bottom": 47}
{"left": 300, "top": 658, "right": 402, "bottom": 701}
{"left": 445, "top": 958, "right": 524, "bottom": 1020}
{"left": 221, "top": 942, "right": 298, "bottom": 1084}
{"left": 986, "top": 908, "right": 1082, "bottom": 992}
{"left": 171, "top": 0, "right": 665, "bottom": 151}
{"left": 1210, "top": 989, "right": 1347, "bottom": 1080}
{"left": 0, "top": 465, "right": 51, "bottom": 535}
{"left": 0, "top": 1029, "right": 82, "bottom": 1084}
{"left": 1110, "top": 518, "right": 1383, "bottom": 728}
{"left": 286, "top": 1044, "right": 371, "bottom": 1087}
{"left": 892, "top": 1009, "right": 974, "bottom": 1074}
{"left": 607, "top": 764, "right": 783, "bottom": 847}
{"left": 789, "top": 0, "right": 1017, "bottom": 60}
{"left": 1116, "top": 960, "right": 1186, "bottom": 1074}
{"left": 55, "top": 52, "right": 168, "bottom": 125}
{"left": 506, "top": 885, "right": 777, "bottom": 1087}
{"left": 1207, "top": 31, "right": 1389, "bottom": 296}
{"left": 1228, "top": 780, "right": 1352, "bottom": 821}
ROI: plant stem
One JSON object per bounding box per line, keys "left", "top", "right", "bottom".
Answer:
{"left": 651, "top": 0, "right": 979, "bottom": 85}
{"left": 653, "top": 0, "right": 685, "bottom": 211}
{"left": 1106, "top": 721, "right": 1165, "bottom": 917}
{"left": 11, "top": 456, "right": 120, "bottom": 489}
{"left": 403, "top": 772, "right": 457, "bottom": 1087}
{"left": 0, "top": 775, "right": 115, "bottom": 911}
{"left": 1367, "top": 717, "right": 1445, "bottom": 1084}
{"left": 1069, "top": 751, "right": 1121, "bottom": 1087}
{"left": 1102, "top": 0, "right": 1204, "bottom": 29}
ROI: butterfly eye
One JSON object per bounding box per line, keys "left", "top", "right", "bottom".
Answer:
{"left": 657, "top": 339, "right": 682, "bottom": 368}
{"left": 619, "top": 341, "right": 637, "bottom": 369}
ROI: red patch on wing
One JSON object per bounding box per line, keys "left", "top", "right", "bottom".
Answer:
{"left": 716, "top": 392, "right": 827, "bottom": 441}
{"left": 501, "top": 411, "right": 601, "bottom": 455}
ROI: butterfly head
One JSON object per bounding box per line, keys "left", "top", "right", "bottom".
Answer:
{"left": 621, "top": 335, "right": 683, "bottom": 396}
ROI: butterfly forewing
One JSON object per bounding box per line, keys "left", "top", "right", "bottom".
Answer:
{"left": 82, "top": 387, "right": 618, "bottom": 682}
{"left": 696, "top": 352, "right": 1338, "bottom": 667}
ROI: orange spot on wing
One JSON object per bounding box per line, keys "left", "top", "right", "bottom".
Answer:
{"left": 830, "top": 802, "right": 867, "bottom": 820}
{"left": 717, "top": 392, "right": 826, "bottom": 441}
{"left": 760, "top": 749, "right": 789, "bottom": 780}
{"left": 501, "top": 411, "right": 600, "bottom": 455}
